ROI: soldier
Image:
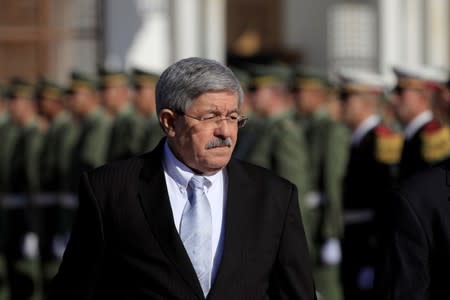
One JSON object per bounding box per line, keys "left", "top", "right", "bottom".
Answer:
{"left": 392, "top": 65, "right": 450, "bottom": 180}
{"left": 131, "top": 68, "right": 164, "bottom": 153}
{"left": 439, "top": 76, "right": 450, "bottom": 123}
{"left": 292, "top": 69, "right": 349, "bottom": 300}
{"left": 337, "top": 69, "right": 402, "bottom": 300}
{"left": 36, "top": 79, "right": 77, "bottom": 297}
{"left": 64, "top": 72, "right": 110, "bottom": 245}
{"left": 230, "top": 67, "right": 263, "bottom": 160}
{"left": 0, "top": 85, "right": 10, "bottom": 195}
{"left": 0, "top": 85, "right": 12, "bottom": 296}
{"left": 4, "top": 78, "right": 43, "bottom": 300}
{"left": 0, "top": 86, "right": 7, "bottom": 126}
{"left": 99, "top": 68, "right": 141, "bottom": 161}
{"left": 245, "top": 64, "right": 310, "bottom": 232}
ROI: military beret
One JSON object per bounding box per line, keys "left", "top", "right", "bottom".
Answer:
{"left": 291, "top": 67, "right": 331, "bottom": 91}
{"left": 36, "top": 78, "right": 63, "bottom": 101}
{"left": 67, "top": 71, "right": 97, "bottom": 93}
{"left": 248, "top": 64, "right": 292, "bottom": 90}
{"left": 6, "top": 78, "right": 35, "bottom": 100}
{"left": 98, "top": 67, "right": 129, "bottom": 89}
{"left": 131, "top": 68, "right": 159, "bottom": 89}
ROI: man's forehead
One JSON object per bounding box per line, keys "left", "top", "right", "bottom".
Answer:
{"left": 194, "top": 91, "right": 239, "bottom": 106}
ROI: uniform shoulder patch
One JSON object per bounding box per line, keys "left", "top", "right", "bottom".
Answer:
{"left": 375, "top": 125, "right": 403, "bottom": 164}
{"left": 421, "top": 120, "right": 450, "bottom": 162}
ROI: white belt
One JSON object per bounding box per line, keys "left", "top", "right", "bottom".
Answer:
{"left": 2, "top": 194, "right": 28, "bottom": 208}
{"left": 59, "top": 193, "right": 79, "bottom": 209}
{"left": 304, "top": 191, "right": 323, "bottom": 209}
{"left": 344, "top": 210, "right": 374, "bottom": 225}
{"left": 32, "top": 193, "right": 58, "bottom": 206}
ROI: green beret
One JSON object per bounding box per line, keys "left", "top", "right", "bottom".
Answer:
{"left": 131, "top": 68, "right": 159, "bottom": 89}
{"left": 68, "top": 71, "right": 97, "bottom": 93}
{"left": 291, "top": 67, "right": 331, "bottom": 90}
{"left": 6, "top": 78, "right": 35, "bottom": 100}
{"left": 248, "top": 64, "right": 292, "bottom": 90}
{"left": 36, "top": 78, "right": 63, "bottom": 101}
{"left": 98, "top": 67, "right": 129, "bottom": 89}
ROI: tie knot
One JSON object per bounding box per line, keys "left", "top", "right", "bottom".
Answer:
{"left": 189, "top": 175, "right": 206, "bottom": 190}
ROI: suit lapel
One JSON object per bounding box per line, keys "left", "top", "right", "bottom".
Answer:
{"left": 208, "top": 159, "right": 253, "bottom": 298}
{"left": 138, "top": 141, "right": 204, "bottom": 299}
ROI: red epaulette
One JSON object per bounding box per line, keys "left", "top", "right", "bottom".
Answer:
{"left": 423, "top": 119, "right": 442, "bottom": 132}
{"left": 375, "top": 124, "right": 396, "bottom": 136}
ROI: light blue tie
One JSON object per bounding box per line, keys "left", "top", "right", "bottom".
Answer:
{"left": 180, "top": 175, "right": 212, "bottom": 296}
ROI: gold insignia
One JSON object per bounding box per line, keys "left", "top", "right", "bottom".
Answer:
{"left": 71, "top": 80, "right": 93, "bottom": 91}
{"left": 42, "top": 87, "right": 61, "bottom": 100}
{"left": 102, "top": 74, "right": 128, "bottom": 87}
{"left": 421, "top": 126, "right": 450, "bottom": 162}
{"left": 135, "top": 75, "right": 157, "bottom": 87}
{"left": 252, "top": 76, "right": 280, "bottom": 88}
{"left": 297, "top": 79, "right": 325, "bottom": 90}
{"left": 376, "top": 133, "right": 403, "bottom": 164}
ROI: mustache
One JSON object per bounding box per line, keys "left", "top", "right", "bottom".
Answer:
{"left": 205, "top": 137, "right": 233, "bottom": 149}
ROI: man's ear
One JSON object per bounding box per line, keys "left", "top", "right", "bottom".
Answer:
{"left": 159, "top": 109, "right": 177, "bottom": 137}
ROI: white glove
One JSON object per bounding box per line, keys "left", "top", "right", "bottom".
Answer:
{"left": 23, "top": 232, "right": 39, "bottom": 259}
{"left": 304, "top": 191, "right": 322, "bottom": 209}
{"left": 357, "top": 266, "right": 374, "bottom": 290}
{"left": 320, "top": 238, "right": 341, "bottom": 265}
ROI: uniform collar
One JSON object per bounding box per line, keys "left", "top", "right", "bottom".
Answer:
{"left": 404, "top": 110, "right": 433, "bottom": 140}
{"left": 267, "top": 109, "right": 294, "bottom": 123}
{"left": 0, "top": 112, "right": 8, "bottom": 126}
{"left": 351, "top": 114, "right": 380, "bottom": 145}
{"left": 116, "top": 103, "right": 133, "bottom": 118}
{"left": 84, "top": 107, "right": 103, "bottom": 122}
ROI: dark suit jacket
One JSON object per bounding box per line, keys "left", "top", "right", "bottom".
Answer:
{"left": 377, "top": 159, "right": 450, "bottom": 299}
{"left": 398, "top": 123, "right": 428, "bottom": 180}
{"left": 341, "top": 127, "right": 398, "bottom": 297}
{"left": 343, "top": 127, "right": 396, "bottom": 212}
{"left": 50, "top": 141, "right": 315, "bottom": 300}
{"left": 398, "top": 119, "right": 449, "bottom": 181}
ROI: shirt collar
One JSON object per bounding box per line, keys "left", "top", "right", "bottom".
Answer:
{"left": 162, "top": 141, "right": 222, "bottom": 190}
{"left": 351, "top": 115, "right": 380, "bottom": 145}
{"left": 404, "top": 110, "right": 433, "bottom": 140}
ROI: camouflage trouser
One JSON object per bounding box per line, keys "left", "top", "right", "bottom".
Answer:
{"left": 314, "top": 265, "right": 343, "bottom": 300}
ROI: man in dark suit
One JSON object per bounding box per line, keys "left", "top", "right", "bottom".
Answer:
{"left": 50, "top": 57, "right": 315, "bottom": 300}
{"left": 377, "top": 159, "right": 450, "bottom": 299}
{"left": 337, "top": 69, "right": 402, "bottom": 300}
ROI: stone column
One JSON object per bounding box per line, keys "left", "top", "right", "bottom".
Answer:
{"left": 425, "top": 0, "right": 449, "bottom": 67}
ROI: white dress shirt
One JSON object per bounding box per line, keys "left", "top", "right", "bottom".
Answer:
{"left": 162, "top": 142, "right": 226, "bottom": 283}
{"left": 351, "top": 115, "right": 380, "bottom": 145}
{"left": 404, "top": 110, "right": 433, "bottom": 140}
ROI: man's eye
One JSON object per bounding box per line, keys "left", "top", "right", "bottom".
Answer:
{"left": 202, "top": 114, "right": 217, "bottom": 120}
{"left": 228, "top": 114, "right": 239, "bottom": 121}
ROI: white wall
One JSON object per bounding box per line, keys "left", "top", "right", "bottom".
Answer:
{"left": 103, "top": 0, "right": 226, "bottom": 73}
{"left": 282, "top": 0, "right": 333, "bottom": 70}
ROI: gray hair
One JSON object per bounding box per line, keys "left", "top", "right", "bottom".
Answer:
{"left": 155, "top": 57, "right": 243, "bottom": 114}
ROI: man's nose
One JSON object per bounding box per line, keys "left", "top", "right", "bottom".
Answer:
{"left": 214, "top": 119, "right": 232, "bottom": 137}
